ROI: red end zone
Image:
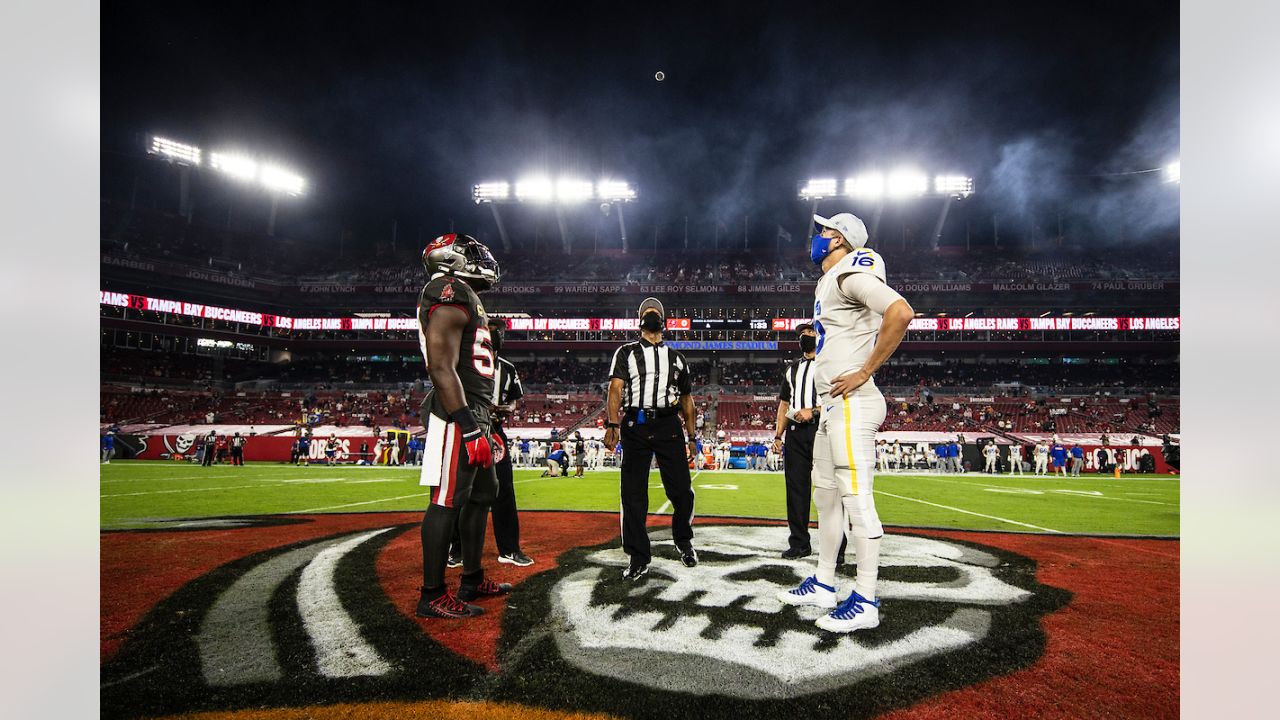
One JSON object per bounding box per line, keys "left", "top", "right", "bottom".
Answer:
{"left": 101, "top": 512, "right": 1177, "bottom": 718}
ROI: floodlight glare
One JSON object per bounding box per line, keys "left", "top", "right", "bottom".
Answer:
{"left": 799, "top": 178, "right": 839, "bottom": 199}
{"left": 515, "top": 176, "right": 554, "bottom": 202}
{"left": 472, "top": 181, "right": 510, "bottom": 203}
{"left": 210, "top": 152, "right": 259, "bottom": 181}
{"left": 1164, "top": 161, "right": 1180, "bottom": 184}
{"left": 886, "top": 169, "right": 928, "bottom": 198}
{"left": 597, "top": 179, "right": 637, "bottom": 201}
{"left": 934, "top": 175, "right": 975, "bottom": 198}
{"left": 556, "top": 178, "right": 595, "bottom": 203}
{"left": 148, "top": 136, "right": 202, "bottom": 166}
{"left": 845, "top": 173, "right": 885, "bottom": 200}
{"left": 260, "top": 165, "right": 306, "bottom": 196}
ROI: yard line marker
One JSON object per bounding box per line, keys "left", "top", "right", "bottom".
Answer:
{"left": 906, "top": 475, "right": 1176, "bottom": 506}
{"left": 655, "top": 469, "right": 699, "bottom": 514}
{"left": 875, "top": 490, "right": 1064, "bottom": 534}
{"left": 101, "top": 484, "right": 291, "bottom": 498}
{"left": 288, "top": 493, "right": 425, "bottom": 514}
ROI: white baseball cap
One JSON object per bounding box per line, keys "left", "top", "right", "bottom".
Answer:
{"left": 814, "top": 212, "right": 869, "bottom": 249}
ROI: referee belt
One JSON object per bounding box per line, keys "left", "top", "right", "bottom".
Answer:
{"left": 624, "top": 407, "right": 680, "bottom": 420}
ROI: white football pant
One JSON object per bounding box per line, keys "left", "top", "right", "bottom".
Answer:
{"left": 811, "top": 389, "right": 886, "bottom": 601}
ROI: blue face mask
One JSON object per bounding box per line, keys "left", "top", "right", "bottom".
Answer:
{"left": 810, "top": 233, "right": 833, "bottom": 265}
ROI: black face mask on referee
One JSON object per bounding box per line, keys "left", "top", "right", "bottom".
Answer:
{"left": 603, "top": 296, "right": 699, "bottom": 580}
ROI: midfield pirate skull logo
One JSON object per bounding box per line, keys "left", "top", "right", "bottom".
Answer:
{"left": 100, "top": 520, "right": 1068, "bottom": 720}
{"left": 513, "top": 524, "right": 1069, "bottom": 708}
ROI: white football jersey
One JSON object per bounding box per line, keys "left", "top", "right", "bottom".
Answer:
{"left": 812, "top": 247, "right": 889, "bottom": 398}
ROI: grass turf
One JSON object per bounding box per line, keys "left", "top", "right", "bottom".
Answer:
{"left": 100, "top": 461, "right": 1179, "bottom": 536}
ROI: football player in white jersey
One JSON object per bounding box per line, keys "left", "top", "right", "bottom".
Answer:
{"left": 1034, "top": 442, "right": 1049, "bottom": 475}
{"left": 1007, "top": 443, "right": 1024, "bottom": 475}
{"left": 876, "top": 440, "right": 889, "bottom": 471}
{"left": 777, "top": 212, "right": 914, "bottom": 633}
{"left": 983, "top": 442, "right": 999, "bottom": 473}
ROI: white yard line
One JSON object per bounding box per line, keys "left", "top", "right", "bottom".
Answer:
{"left": 101, "top": 483, "right": 291, "bottom": 498}
{"left": 287, "top": 493, "right": 426, "bottom": 514}
{"left": 906, "top": 474, "right": 1176, "bottom": 506}
{"left": 874, "top": 490, "right": 1064, "bottom": 534}
{"left": 655, "top": 469, "right": 700, "bottom": 514}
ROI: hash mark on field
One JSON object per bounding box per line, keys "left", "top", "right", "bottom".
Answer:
{"left": 875, "top": 490, "right": 1064, "bottom": 534}
{"left": 288, "top": 493, "right": 426, "bottom": 514}
{"left": 656, "top": 500, "right": 672, "bottom": 514}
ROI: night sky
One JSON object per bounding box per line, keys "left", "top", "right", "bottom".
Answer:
{"left": 102, "top": 1, "right": 1179, "bottom": 250}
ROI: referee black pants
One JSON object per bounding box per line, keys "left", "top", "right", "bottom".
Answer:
{"left": 620, "top": 414, "right": 695, "bottom": 564}
{"left": 783, "top": 422, "right": 847, "bottom": 557}
{"left": 449, "top": 426, "right": 521, "bottom": 556}
{"left": 489, "top": 425, "right": 522, "bottom": 555}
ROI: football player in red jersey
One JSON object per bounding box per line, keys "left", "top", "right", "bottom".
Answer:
{"left": 415, "top": 233, "right": 512, "bottom": 619}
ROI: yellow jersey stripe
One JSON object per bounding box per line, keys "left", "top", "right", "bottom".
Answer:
{"left": 843, "top": 395, "right": 859, "bottom": 493}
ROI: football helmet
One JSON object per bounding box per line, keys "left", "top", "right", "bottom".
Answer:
{"left": 421, "top": 233, "right": 500, "bottom": 291}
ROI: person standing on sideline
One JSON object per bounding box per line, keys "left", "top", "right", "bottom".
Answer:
{"left": 1034, "top": 441, "right": 1049, "bottom": 475}
{"left": 604, "top": 297, "right": 699, "bottom": 581}
{"left": 1070, "top": 443, "right": 1084, "bottom": 477}
{"left": 1051, "top": 441, "right": 1069, "bottom": 477}
{"left": 203, "top": 431, "right": 217, "bottom": 467}
{"left": 230, "top": 432, "right": 245, "bottom": 466}
{"left": 388, "top": 435, "right": 401, "bottom": 466}
{"left": 1007, "top": 443, "right": 1024, "bottom": 475}
{"left": 573, "top": 431, "right": 587, "bottom": 477}
{"left": 983, "top": 441, "right": 999, "bottom": 473}
{"left": 101, "top": 431, "right": 116, "bottom": 464}
{"left": 773, "top": 323, "right": 847, "bottom": 562}
{"left": 777, "top": 212, "right": 913, "bottom": 634}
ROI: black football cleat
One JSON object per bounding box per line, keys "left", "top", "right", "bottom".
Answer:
{"left": 415, "top": 589, "right": 483, "bottom": 619}
{"left": 456, "top": 577, "right": 513, "bottom": 602}
{"left": 781, "top": 548, "right": 812, "bottom": 560}
{"left": 446, "top": 551, "right": 462, "bottom": 568}
{"left": 498, "top": 550, "right": 535, "bottom": 567}
{"left": 678, "top": 545, "right": 699, "bottom": 568}
{"left": 622, "top": 561, "right": 649, "bottom": 581}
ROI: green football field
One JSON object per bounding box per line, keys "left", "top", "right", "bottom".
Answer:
{"left": 99, "top": 460, "right": 1179, "bottom": 536}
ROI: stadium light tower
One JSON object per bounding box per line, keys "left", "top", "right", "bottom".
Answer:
{"left": 472, "top": 182, "right": 514, "bottom": 250}
{"left": 147, "top": 135, "right": 202, "bottom": 220}
{"left": 797, "top": 167, "right": 975, "bottom": 248}
{"left": 473, "top": 176, "right": 637, "bottom": 252}
{"left": 1164, "top": 160, "right": 1180, "bottom": 184}
{"left": 148, "top": 136, "right": 202, "bottom": 166}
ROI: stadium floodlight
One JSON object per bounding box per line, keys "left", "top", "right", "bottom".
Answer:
{"left": 1164, "top": 160, "right": 1180, "bottom": 184}
{"left": 845, "top": 173, "right": 885, "bottom": 200}
{"left": 799, "top": 178, "right": 839, "bottom": 199}
{"left": 210, "top": 152, "right": 259, "bottom": 182}
{"left": 148, "top": 136, "right": 202, "bottom": 166}
{"left": 260, "top": 165, "right": 306, "bottom": 196}
{"left": 597, "top": 179, "right": 637, "bottom": 202}
{"left": 556, "top": 178, "right": 595, "bottom": 203}
{"left": 472, "top": 181, "right": 511, "bottom": 203}
{"left": 515, "top": 176, "right": 555, "bottom": 202}
{"left": 934, "top": 175, "right": 975, "bottom": 198}
{"left": 886, "top": 168, "right": 928, "bottom": 198}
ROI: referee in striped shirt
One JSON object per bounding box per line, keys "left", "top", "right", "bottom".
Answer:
{"left": 604, "top": 297, "right": 698, "bottom": 580}
{"left": 772, "top": 323, "right": 847, "bottom": 561}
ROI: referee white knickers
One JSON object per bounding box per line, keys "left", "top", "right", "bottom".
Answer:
{"left": 812, "top": 388, "right": 887, "bottom": 538}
